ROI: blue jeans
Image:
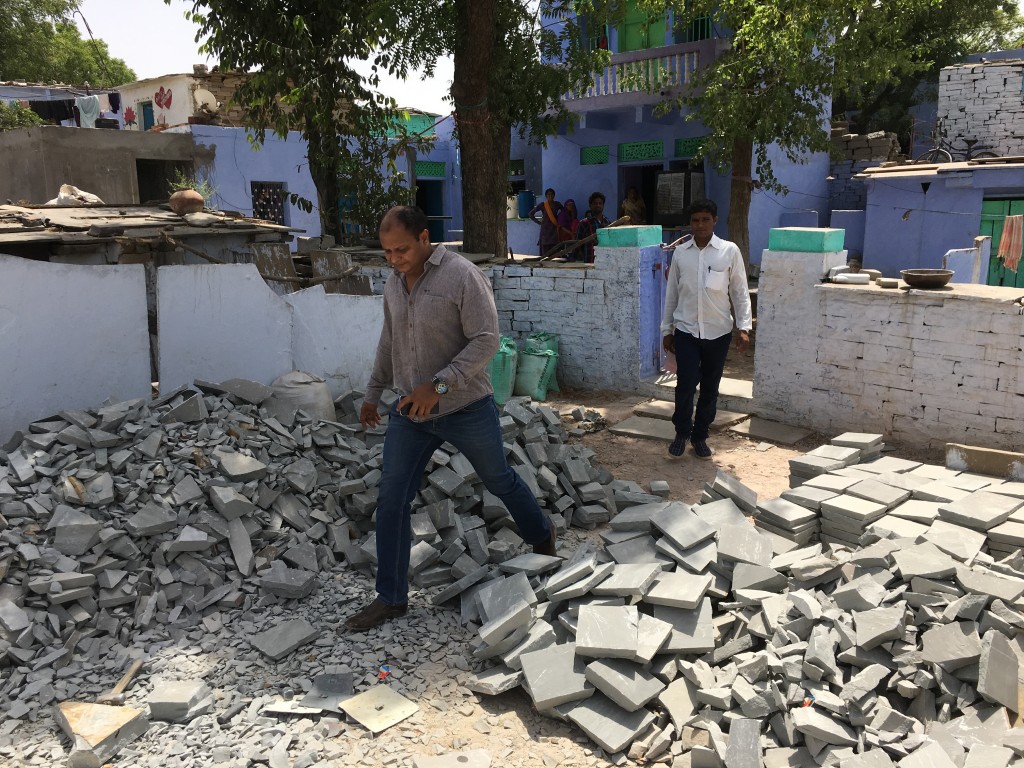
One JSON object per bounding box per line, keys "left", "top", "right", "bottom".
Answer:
{"left": 374, "top": 395, "right": 551, "bottom": 605}
{"left": 672, "top": 329, "right": 733, "bottom": 441}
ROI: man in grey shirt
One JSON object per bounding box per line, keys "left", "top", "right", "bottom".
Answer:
{"left": 345, "top": 205, "right": 557, "bottom": 631}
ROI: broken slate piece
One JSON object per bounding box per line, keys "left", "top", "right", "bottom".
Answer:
{"left": 519, "top": 643, "right": 594, "bottom": 710}
{"left": 791, "top": 707, "right": 857, "bottom": 746}
{"left": 213, "top": 448, "right": 268, "bottom": 482}
{"left": 645, "top": 571, "right": 714, "bottom": 609}
{"left": 717, "top": 523, "right": 773, "bottom": 566}
{"left": 558, "top": 693, "right": 656, "bottom": 755}
{"left": 260, "top": 562, "right": 316, "bottom": 599}
{"left": 209, "top": 485, "right": 256, "bottom": 520}
{"left": 854, "top": 605, "right": 905, "bottom": 650}
{"left": 725, "top": 718, "right": 762, "bottom": 768}
{"left": 48, "top": 505, "right": 102, "bottom": 555}
{"left": 250, "top": 619, "right": 319, "bottom": 660}
{"left": 584, "top": 658, "right": 665, "bottom": 712}
{"left": 147, "top": 680, "right": 213, "bottom": 722}
{"left": 651, "top": 502, "right": 716, "bottom": 550}
{"left": 921, "top": 621, "right": 982, "bottom": 671}
{"left": 977, "top": 630, "right": 1019, "bottom": 709}
{"left": 938, "top": 491, "right": 1023, "bottom": 532}
{"left": 124, "top": 501, "right": 177, "bottom": 536}
{"left": 54, "top": 701, "right": 150, "bottom": 767}
{"left": 576, "top": 605, "right": 639, "bottom": 658}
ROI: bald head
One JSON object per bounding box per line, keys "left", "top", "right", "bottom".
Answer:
{"left": 380, "top": 205, "right": 429, "bottom": 238}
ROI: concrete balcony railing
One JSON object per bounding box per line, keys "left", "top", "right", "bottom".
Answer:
{"left": 564, "top": 39, "right": 721, "bottom": 109}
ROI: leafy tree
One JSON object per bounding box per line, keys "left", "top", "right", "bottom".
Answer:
{"left": 0, "top": 101, "right": 43, "bottom": 132}
{"left": 179, "top": 0, "right": 434, "bottom": 240}
{"left": 0, "top": 1, "right": 135, "bottom": 87}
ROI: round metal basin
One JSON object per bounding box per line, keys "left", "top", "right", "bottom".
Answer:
{"left": 900, "top": 269, "right": 954, "bottom": 289}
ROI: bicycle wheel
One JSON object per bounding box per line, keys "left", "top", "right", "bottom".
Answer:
{"left": 914, "top": 148, "right": 952, "bottom": 164}
{"left": 971, "top": 151, "right": 999, "bottom": 160}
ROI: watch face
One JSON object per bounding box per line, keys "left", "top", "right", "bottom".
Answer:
{"left": 434, "top": 378, "right": 449, "bottom": 395}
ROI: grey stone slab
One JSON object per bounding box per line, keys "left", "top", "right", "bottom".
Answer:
{"left": 921, "top": 620, "right": 982, "bottom": 670}
{"left": 923, "top": 520, "right": 987, "bottom": 563}
{"left": 790, "top": 455, "right": 846, "bottom": 477}
{"left": 644, "top": 571, "right": 714, "bottom": 609}
{"left": 479, "top": 599, "right": 532, "bottom": 646}
{"left": 606, "top": 534, "right": 668, "bottom": 566}
{"left": 214, "top": 449, "right": 268, "bottom": 482}
{"left": 858, "top": 456, "right": 922, "bottom": 474}
{"left": 846, "top": 478, "right": 912, "bottom": 509}
{"left": 977, "top": 630, "right": 1019, "bottom": 710}
{"left": 898, "top": 741, "right": 958, "bottom": 768}
{"left": 867, "top": 515, "right": 929, "bottom": 540}
{"left": 467, "top": 665, "right": 523, "bottom": 696}
{"left": 576, "top": 604, "right": 638, "bottom": 658}
{"left": 543, "top": 554, "right": 598, "bottom": 595}
{"left": 49, "top": 505, "right": 101, "bottom": 555}
{"left": 892, "top": 543, "right": 959, "bottom": 579}
{"left": 717, "top": 523, "right": 773, "bottom": 566}
{"left": 208, "top": 485, "right": 255, "bottom": 520}
{"left": 427, "top": 466, "right": 465, "bottom": 496}
{"left": 914, "top": 481, "right": 972, "bottom": 504}
{"left": 732, "top": 563, "right": 788, "bottom": 592}
{"left": 781, "top": 485, "right": 840, "bottom": 511}
{"left": 821, "top": 494, "right": 888, "bottom": 522}
{"left": 634, "top": 613, "right": 673, "bottom": 664}
{"left": 791, "top": 707, "right": 857, "bottom": 746}
{"left": 498, "top": 553, "right": 562, "bottom": 576}
{"left": 0, "top": 599, "right": 30, "bottom": 633}
{"left": 195, "top": 377, "right": 274, "bottom": 404}
{"left": 808, "top": 443, "right": 861, "bottom": 465}
{"left": 227, "top": 517, "right": 254, "bottom": 576}
{"left": 591, "top": 562, "right": 662, "bottom": 597}
{"left": 956, "top": 566, "right": 1024, "bottom": 602}
{"left": 988, "top": 520, "right": 1024, "bottom": 547}
{"left": 711, "top": 471, "right": 758, "bottom": 513}
{"left": 731, "top": 417, "right": 812, "bottom": 445}
{"left": 651, "top": 502, "right": 717, "bottom": 551}
{"left": 478, "top": 572, "right": 538, "bottom": 623}
{"left": 694, "top": 497, "right": 749, "bottom": 530}
{"left": 251, "top": 619, "right": 318, "bottom": 660}
{"left": 939, "top": 491, "right": 1023, "bottom": 532}
{"left": 558, "top": 693, "right": 656, "bottom": 755}
{"left": 833, "top": 575, "right": 888, "bottom": 612}
{"left": 804, "top": 474, "right": 861, "bottom": 493}
{"left": 725, "top": 718, "right": 762, "bottom": 768}
{"left": 832, "top": 432, "right": 884, "bottom": 449}
{"left": 519, "top": 642, "right": 594, "bottom": 709}
{"left": 658, "top": 676, "right": 699, "bottom": 732}
{"left": 660, "top": 537, "right": 718, "bottom": 573}
{"left": 854, "top": 605, "right": 905, "bottom": 650}
{"left": 963, "top": 745, "right": 1014, "bottom": 768}
{"left": 889, "top": 499, "right": 942, "bottom": 524}
{"left": 502, "top": 619, "right": 558, "bottom": 671}
{"left": 609, "top": 501, "right": 671, "bottom": 531}
{"left": 260, "top": 563, "right": 316, "bottom": 599}
{"left": 652, "top": 598, "right": 715, "bottom": 654}
{"left": 584, "top": 658, "right": 665, "bottom": 712}
{"left": 147, "top": 680, "right": 213, "bottom": 722}
{"left": 758, "top": 497, "right": 819, "bottom": 529}
{"left": 546, "top": 562, "right": 614, "bottom": 602}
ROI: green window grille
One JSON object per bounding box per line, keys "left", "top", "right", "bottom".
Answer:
{"left": 415, "top": 160, "right": 446, "bottom": 178}
{"left": 384, "top": 113, "right": 437, "bottom": 139}
{"left": 580, "top": 145, "right": 610, "bottom": 165}
{"left": 509, "top": 158, "right": 525, "bottom": 176}
{"left": 674, "top": 136, "right": 706, "bottom": 158}
{"left": 618, "top": 140, "right": 664, "bottom": 162}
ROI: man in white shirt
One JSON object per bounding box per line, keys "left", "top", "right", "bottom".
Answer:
{"left": 661, "top": 200, "right": 752, "bottom": 460}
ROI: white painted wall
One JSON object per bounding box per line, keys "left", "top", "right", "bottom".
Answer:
{"left": 0, "top": 256, "right": 151, "bottom": 442}
{"left": 286, "top": 287, "right": 384, "bottom": 396}
{"left": 158, "top": 264, "right": 383, "bottom": 397}
{"left": 754, "top": 248, "right": 1024, "bottom": 451}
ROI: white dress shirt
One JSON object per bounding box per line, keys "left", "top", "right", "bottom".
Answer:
{"left": 661, "top": 234, "right": 753, "bottom": 340}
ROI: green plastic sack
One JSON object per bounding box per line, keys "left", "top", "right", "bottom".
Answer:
{"left": 524, "top": 332, "right": 560, "bottom": 392}
{"left": 487, "top": 336, "right": 518, "bottom": 405}
{"left": 513, "top": 348, "right": 558, "bottom": 402}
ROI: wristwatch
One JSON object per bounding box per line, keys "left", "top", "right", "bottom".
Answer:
{"left": 432, "top": 376, "right": 449, "bottom": 395}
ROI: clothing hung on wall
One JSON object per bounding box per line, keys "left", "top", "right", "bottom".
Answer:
{"left": 75, "top": 95, "right": 101, "bottom": 128}
{"left": 998, "top": 214, "right": 1023, "bottom": 273}
{"left": 28, "top": 99, "right": 75, "bottom": 122}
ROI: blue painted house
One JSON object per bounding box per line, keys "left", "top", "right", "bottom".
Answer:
{"left": 507, "top": 1, "right": 831, "bottom": 262}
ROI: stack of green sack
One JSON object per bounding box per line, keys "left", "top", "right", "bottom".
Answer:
{"left": 486, "top": 332, "right": 560, "bottom": 404}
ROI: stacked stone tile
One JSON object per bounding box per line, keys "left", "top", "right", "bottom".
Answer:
{"left": 465, "top": 485, "right": 1024, "bottom": 765}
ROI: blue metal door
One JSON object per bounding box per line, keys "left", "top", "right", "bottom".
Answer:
{"left": 142, "top": 102, "right": 154, "bottom": 131}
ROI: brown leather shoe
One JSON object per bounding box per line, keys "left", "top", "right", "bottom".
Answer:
{"left": 533, "top": 524, "right": 557, "bottom": 557}
{"left": 345, "top": 598, "right": 408, "bottom": 631}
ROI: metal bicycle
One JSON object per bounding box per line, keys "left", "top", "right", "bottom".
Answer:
{"left": 914, "top": 127, "right": 999, "bottom": 163}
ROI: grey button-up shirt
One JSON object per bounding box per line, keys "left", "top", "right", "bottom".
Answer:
{"left": 365, "top": 244, "right": 499, "bottom": 417}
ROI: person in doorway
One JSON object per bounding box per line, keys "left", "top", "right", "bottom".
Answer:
{"left": 346, "top": 205, "right": 557, "bottom": 631}
{"left": 528, "top": 188, "right": 563, "bottom": 256}
{"left": 661, "top": 199, "right": 752, "bottom": 460}
{"left": 620, "top": 186, "right": 647, "bottom": 225}
{"left": 575, "top": 191, "right": 610, "bottom": 263}
{"left": 557, "top": 198, "right": 580, "bottom": 242}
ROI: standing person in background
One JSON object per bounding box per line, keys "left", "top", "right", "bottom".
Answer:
{"left": 345, "top": 205, "right": 557, "bottom": 631}
{"left": 620, "top": 186, "right": 647, "bottom": 224}
{"left": 557, "top": 198, "right": 580, "bottom": 254}
{"left": 661, "top": 199, "right": 752, "bottom": 460}
{"left": 528, "top": 188, "right": 563, "bottom": 256}
{"left": 575, "top": 191, "right": 610, "bottom": 263}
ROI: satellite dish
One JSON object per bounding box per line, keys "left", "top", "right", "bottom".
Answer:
{"left": 193, "top": 88, "right": 219, "bottom": 113}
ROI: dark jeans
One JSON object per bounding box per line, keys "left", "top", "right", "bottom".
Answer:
{"left": 672, "top": 329, "right": 733, "bottom": 441}
{"left": 374, "top": 395, "right": 551, "bottom": 605}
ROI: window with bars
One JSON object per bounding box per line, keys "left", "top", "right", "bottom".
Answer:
{"left": 251, "top": 181, "right": 288, "bottom": 225}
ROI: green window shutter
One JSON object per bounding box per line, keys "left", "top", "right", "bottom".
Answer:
{"left": 580, "top": 145, "right": 610, "bottom": 165}
{"left": 618, "top": 140, "right": 664, "bottom": 162}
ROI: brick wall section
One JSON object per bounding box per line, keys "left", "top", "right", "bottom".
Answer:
{"left": 192, "top": 70, "right": 252, "bottom": 127}
{"left": 357, "top": 247, "right": 646, "bottom": 391}
{"left": 937, "top": 61, "right": 1024, "bottom": 156}
{"left": 828, "top": 132, "right": 898, "bottom": 211}
{"left": 754, "top": 249, "right": 1024, "bottom": 450}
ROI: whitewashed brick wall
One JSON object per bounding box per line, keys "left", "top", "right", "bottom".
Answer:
{"left": 755, "top": 250, "right": 1024, "bottom": 450}
{"left": 937, "top": 61, "right": 1024, "bottom": 156}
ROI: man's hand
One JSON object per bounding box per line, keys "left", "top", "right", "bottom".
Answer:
{"left": 662, "top": 334, "right": 675, "bottom": 355}
{"left": 736, "top": 330, "right": 750, "bottom": 354}
{"left": 396, "top": 381, "right": 442, "bottom": 420}
{"left": 359, "top": 401, "right": 382, "bottom": 429}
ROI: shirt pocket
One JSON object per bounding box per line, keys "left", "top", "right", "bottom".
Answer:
{"left": 705, "top": 267, "right": 729, "bottom": 293}
{"left": 418, "top": 292, "right": 461, "bottom": 326}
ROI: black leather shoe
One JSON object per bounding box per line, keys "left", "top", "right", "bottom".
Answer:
{"left": 345, "top": 598, "right": 408, "bottom": 630}
{"left": 533, "top": 524, "right": 557, "bottom": 557}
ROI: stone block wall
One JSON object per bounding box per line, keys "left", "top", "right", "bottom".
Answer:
{"left": 755, "top": 249, "right": 1024, "bottom": 450}
{"left": 937, "top": 60, "right": 1024, "bottom": 156}
{"left": 828, "top": 132, "right": 898, "bottom": 212}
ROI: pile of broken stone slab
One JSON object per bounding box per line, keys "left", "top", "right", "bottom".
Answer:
{"left": 462, "top": 463, "right": 1024, "bottom": 766}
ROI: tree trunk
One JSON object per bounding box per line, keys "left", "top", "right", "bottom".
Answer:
{"left": 728, "top": 138, "right": 753, "bottom": 275}
{"left": 452, "top": 0, "right": 508, "bottom": 260}
{"left": 307, "top": 121, "right": 341, "bottom": 240}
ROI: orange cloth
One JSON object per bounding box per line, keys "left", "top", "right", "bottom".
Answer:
{"left": 998, "top": 214, "right": 1023, "bottom": 273}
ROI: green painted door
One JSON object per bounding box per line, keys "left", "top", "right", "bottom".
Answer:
{"left": 980, "top": 199, "right": 1024, "bottom": 288}
{"left": 619, "top": 1, "right": 667, "bottom": 52}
